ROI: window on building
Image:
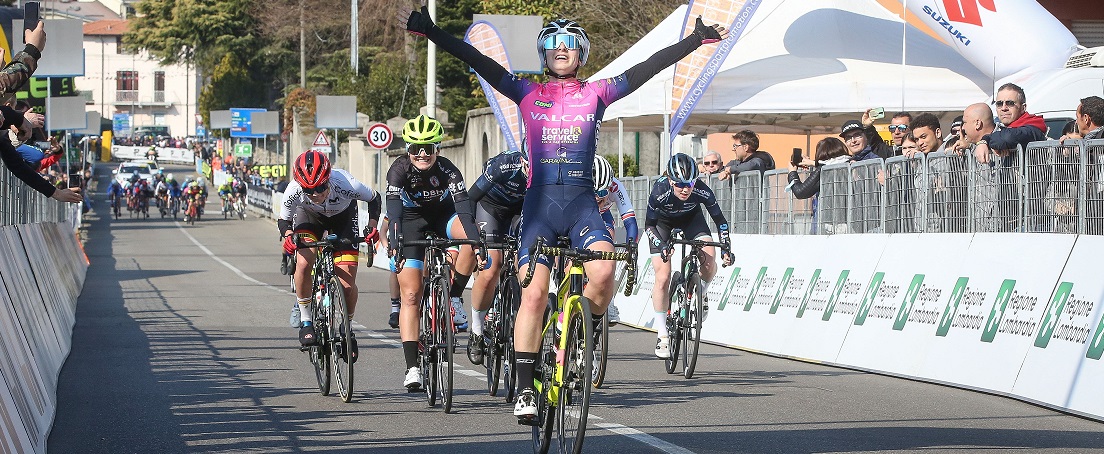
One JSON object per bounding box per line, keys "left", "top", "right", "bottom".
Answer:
{"left": 117, "top": 71, "right": 137, "bottom": 91}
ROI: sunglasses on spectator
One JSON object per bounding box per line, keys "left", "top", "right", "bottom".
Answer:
{"left": 703, "top": 160, "right": 720, "bottom": 165}
{"left": 303, "top": 183, "right": 328, "bottom": 195}
{"left": 731, "top": 143, "right": 746, "bottom": 150}
{"left": 888, "top": 125, "right": 909, "bottom": 132}
{"left": 595, "top": 188, "right": 609, "bottom": 198}
{"left": 993, "top": 100, "right": 1019, "bottom": 108}
{"left": 673, "top": 181, "right": 694, "bottom": 189}
{"left": 542, "top": 34, "right": 581, "bottom": 50}
{"left": 407, "top": 143, "right": 439, "bottom": 156}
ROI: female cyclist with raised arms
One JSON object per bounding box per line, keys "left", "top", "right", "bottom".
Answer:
{"left": 280, "top": 150, "right": 382, "bottom": 363}
{"left": 387, "top": 115, "right": 484, "bottom": 390}
{"left": 401, "top": 5, "right": 729, "bottom": 419}
{"left": 647, "top": 153, "right": 734, "bottom": 358}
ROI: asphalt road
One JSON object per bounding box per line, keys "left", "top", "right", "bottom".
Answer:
{"left": 47, "top": 164, "right": 1104, "bottom": 453}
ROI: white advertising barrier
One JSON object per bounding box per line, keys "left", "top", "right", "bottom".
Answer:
{"left": 111, "top": 145, "right": 196, "bottom": 164}
{"left": 604, "top": 231, "right": 1104, "bottom": 421}
{"left": 702, "top": 234, "right": 817, "bottom": 355}
{"left": 835, "top": 233, "right": 975, "bottom": 377}
{"left": 1036, "top": 235, "right": 1104, "bottom": 418}
{"left": 779, "top": 234, "right": 889, "bottom": 363}
{"left": 913, "top": 233, "right": 1075, "bottom": 394}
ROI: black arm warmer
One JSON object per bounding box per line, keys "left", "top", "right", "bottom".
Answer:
{"left": 366, "top": 193, "right": 382, "bottom": 224}
{"left": 0, "top": 139, "right": 55, "bottom": 197}
{"left": 426, "top": 26, "right": 512, "bottom": 95}
{"left": 621, "top": 35, "right": 702, "bottom": 94}
{"left": 277, "top": 218, "right": 292, "bottom": 234}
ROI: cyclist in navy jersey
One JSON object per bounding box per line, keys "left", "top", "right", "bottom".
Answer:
{"left": 647, "top": 153, "right": 734, "bottom": 358}
{"left": 465, "top": 150, "right": 528, "bottom": 365}
{"left": 403, "top": 5, "right": 728, "bottom": 419}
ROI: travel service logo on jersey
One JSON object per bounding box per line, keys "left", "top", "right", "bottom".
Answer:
{"left": 541, "top": 125, "right": 583, "bottom": 144}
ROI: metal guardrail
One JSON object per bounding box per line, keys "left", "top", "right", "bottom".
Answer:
{"left": 0, "top": 166, "right": 68, "bottom": 227}
{"left": 617, "top": 139, "right": 1104, "bottom": 236}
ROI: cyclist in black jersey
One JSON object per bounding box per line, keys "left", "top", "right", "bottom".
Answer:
{"left": 465, "top": 150, "right": 528, "bottom": 364}
{"left": 646, "top": 153, "right": 734, "bottom": 358}
{"left": 387, "top": 115, "right": 485, "bottom": 390}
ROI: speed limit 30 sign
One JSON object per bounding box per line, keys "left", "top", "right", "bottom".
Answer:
{"left": 366, "top": 123, "right": 393, "bottom": 149}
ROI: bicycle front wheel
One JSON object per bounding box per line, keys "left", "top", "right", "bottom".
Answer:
{"left": 503, "top": 275, "right": 521, "bottom": 403}
{"left": 310, "top": 289, "right": 331, "bottom": 396}
{"left": 557, "top": 296, "right": 593, "bottom": 454}
{"left": 435, "top": 276, "right": 455, "bottom": 413}
{"left": 531, "top": 302, "right": 556, "bottom": 454}
{"left": 420, "top": 293, "right": 438, "bottom": 407}
{"left": 683, "top": 273, "right": 704, "bottom": 379}
{"left": 665, "top": 272, "right": 684, "bottom": 375}
{"left": 330, "top": 276, "right": 354, "bottom": 402}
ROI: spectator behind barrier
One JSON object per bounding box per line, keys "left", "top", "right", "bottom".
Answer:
{"left": 841, "top": 111, "right": 891, "bottom": 161}
{"left": 719, "top": 130, "right": 774, "bottom": 181}
{"left": 700, "top": 150, "right": 723, "bottom": 176}
{"left": 1068, "top": 96, "right": 1104, "bottom": 141}
{"left": 910, "top": 113, "right": 944, "bottom": 155}
{"left": 970, "top": 83, "right": 1046, "bottom": 163}
{"left": 787, "top": 137, "right": 849, "bottom": 200}
{"left": 942, "top": 115, "right": 963, "bottom": 151}
{"left": 888, "top": 111, "right": 913, "bottom": 156}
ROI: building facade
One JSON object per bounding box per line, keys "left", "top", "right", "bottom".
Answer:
{"left": 77, "top": 19, "right": 199, "bottom": 138}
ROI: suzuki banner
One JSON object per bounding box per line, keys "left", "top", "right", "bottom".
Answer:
{"left": 902, "top": 0, "right": 1079, "bottom": 80}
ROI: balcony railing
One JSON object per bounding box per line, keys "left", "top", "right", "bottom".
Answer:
{"left": 154, "top": 91, "right": 165, "bottom": 103}
{"left": 115, "top": 90, "right": 137, "bottom": 102}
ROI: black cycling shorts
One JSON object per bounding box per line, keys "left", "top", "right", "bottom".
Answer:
{"left": 648, "top": 207, "right": 711, "bottom": 255}
{"left": 293, "top": 203, "right": 361, "bottom": 261}
{"left": 476, "top": 198, "right": 522, "bottom": 244}
{"left": 396, "top": 200, "right": 460, "bottom": 270}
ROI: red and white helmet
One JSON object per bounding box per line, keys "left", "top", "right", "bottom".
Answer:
{"left": 293, "top": 150, "right": 331, "bottom": 190}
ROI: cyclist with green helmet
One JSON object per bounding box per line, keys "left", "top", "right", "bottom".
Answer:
{"left": 386, "top": 114, "right": 484, "bottom": 390}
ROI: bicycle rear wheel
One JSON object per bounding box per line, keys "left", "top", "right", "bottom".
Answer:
{"left": 420, "top": 293, "right": 437, "bottom": 407}
{"left": 435, "top": 276, "right": 455, "bottom": 413}
{"left": 330, "top": 276, "right": 354, "bottom": 402}
{"left": 591, "top": 311, "right": 609, "bottom": 388}
{"left": 683, "top": 273, "right": 704, "bottom": 379}
{"left": 557, "top": 297, "right": 593, "bottom": 454}
{"left": 503, "top": 275, "right": 521, "bottom": 403}
{"left": 310, "top": 291, "right": 331, "bottom": 396}
{"left": 664, "top": 272, "right": 684, "bottom": 374}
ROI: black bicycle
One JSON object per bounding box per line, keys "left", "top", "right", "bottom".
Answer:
{"left": 483, "top": 234, "right": 521, "bottom": 401}
{"left": 662, "top": 230, "right": 726, "bottom": 379}
{"left": 298, "top": 234, "right": 363, "bottom": 402}
{"left": 398, "top": 234, "right": 483, "bottom": 414}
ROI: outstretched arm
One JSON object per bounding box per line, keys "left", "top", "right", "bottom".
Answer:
{"left": 401, "top": 6, "right": 514, "bottom": 98}
{"left": 619, "top": 17, "right": 728, "bottom": 94}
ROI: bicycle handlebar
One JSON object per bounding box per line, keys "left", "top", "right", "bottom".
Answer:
{"left": 520, "top": 237, "right": 638, "bottom": 296}
{"left": 297, "top": 234, "right": 366, "bottom": 250}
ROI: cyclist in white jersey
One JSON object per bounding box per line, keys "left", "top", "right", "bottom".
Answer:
{"left": 592, "top": 155, "right": 639, "bottom": 325}
{"left": 280, "top": 150, "right": 381, "bottom": 363}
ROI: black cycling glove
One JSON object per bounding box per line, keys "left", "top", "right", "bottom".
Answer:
{"left": 693, "top": 16, "right": 722, "bottom": 44}
{"left": 406, "top": 5, "right": 437, "bottom": 37}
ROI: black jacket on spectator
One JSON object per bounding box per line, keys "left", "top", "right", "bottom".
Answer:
{"left": 788, "top": 167, "right": 821, "bottom": 200}
{"left": 0, "top": 107, "right": 55, "bottom": 197}
{"left": 863, "top": 125, "right": 895, "bottom": 159}
{"left": 725, "top": 151, "right": 776, "bottom": 177}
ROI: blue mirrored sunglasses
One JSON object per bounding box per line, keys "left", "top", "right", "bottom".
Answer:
{"left": 673, "top": 181, "right": 694, "bottom": 189}
{"left": 542, "top": 34, "right": 580, "bottom": 50}
{"left": 888, "top": 124, "right": 909, "bottom": 132}
{"left": 595, "top": 188, "right": 609, "bottom": 198}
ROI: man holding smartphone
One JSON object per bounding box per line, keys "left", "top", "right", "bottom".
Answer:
{"left": 840, "top": 108, "right": 895, "bottom": 161}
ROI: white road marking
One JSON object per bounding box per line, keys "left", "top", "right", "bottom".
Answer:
{"left": 182, "top": 226, "right": 693, "bottom": 454}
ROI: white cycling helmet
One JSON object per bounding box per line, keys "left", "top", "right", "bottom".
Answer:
{"left": 592, "top": 155, "right": 613, "bottom": 193}
{"left": 536, "top": 19, "right": 591, "bottom": 69}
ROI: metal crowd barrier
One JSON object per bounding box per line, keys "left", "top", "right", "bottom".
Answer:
{"left": 0, "top": 166, "right": 68, "bottom": 226}
{"left": 613, "top": 139, "right": 1104, "bottom": 236}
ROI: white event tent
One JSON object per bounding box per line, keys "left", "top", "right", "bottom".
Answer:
{"left": 589, "top": 0, "right": 996, "bottom": 135}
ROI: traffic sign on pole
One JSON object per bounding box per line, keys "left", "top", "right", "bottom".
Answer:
{"left": 313, "top": 130, "right": 331, "bottom": 147}
{"left": 366, "top": 123, "right": 393, "bottom": 149}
